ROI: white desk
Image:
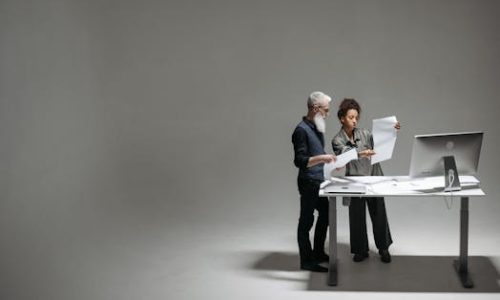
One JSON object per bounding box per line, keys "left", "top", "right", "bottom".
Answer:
{"left": 319, "top": 175, "right": 485, "bottom": 288}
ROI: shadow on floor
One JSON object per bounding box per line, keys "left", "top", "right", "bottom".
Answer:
{"left": 251, "top": 244, "right": 500, "bottom": 293}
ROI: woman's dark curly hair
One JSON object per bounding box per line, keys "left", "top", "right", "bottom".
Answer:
{"left": 337, "top": 98, "right": 361, "bottom": 120}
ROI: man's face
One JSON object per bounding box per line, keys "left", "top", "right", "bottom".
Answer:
{"left": 315, "top": 103, "right": 330, "bottom": 118}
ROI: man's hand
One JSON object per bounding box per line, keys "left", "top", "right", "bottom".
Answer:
{"left": 307, "top": 154, "right": 336, "bottom": 168}
{"left": 322, "top": 154, "right": 337, "bottom": 163}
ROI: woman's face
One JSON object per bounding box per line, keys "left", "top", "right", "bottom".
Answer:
{"left": 341, "top": 109, "right": 359, "bottom": 132}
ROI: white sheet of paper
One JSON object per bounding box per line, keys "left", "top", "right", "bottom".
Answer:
{"left": 368, "top": 175, "right": 479, "bottom": 194}
{"left": 323, "top": 149, "right": 358, "bottom": 179}
{"left": 371, "top": 116, "right": 398, "bottom": 164}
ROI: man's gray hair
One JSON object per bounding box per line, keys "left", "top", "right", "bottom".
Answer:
{"left": 307, "top": 91, "right": 332, "bottom": 108}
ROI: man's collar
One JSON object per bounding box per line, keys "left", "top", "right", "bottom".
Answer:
{"left": 302, "top": 116, "right": 317, "bottom": 131}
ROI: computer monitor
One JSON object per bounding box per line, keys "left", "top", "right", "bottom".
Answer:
{"left": 409, "top": 131, "right": 483, "bottom": 179}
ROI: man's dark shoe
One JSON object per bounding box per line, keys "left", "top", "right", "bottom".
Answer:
{"left": 352, "top": 252, "right": 369, "bottom": 262}
{"left": 313, "top": 252, "right": 329, "bottom": 263}
{"left": 301, "top": 262, "right": 328, "bottom": 273}
{"left": 379, "top": 249, "right": 391, "bottom": 263}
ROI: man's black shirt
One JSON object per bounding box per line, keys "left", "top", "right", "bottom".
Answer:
{"left": 292, "top": 117, "right": 325, "bottom": 170}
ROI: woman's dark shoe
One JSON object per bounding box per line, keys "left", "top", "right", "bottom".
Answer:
{"left": 379, "top": 249, "right": 391, "bottom": 263}
{"left": 352, "top": 252, "right": 369, "bottom": 262}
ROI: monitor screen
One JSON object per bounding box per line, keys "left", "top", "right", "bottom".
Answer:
{"left": 409, "top": 131, "right": 483, "bottom": 178}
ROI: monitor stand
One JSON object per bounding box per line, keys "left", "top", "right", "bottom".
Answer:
{"left": 443, "top": 156, "right": 461, "bottom": 192}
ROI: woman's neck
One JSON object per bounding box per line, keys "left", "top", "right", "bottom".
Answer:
{"left": 343, "top": 127, "right": 355, "bottom": 140}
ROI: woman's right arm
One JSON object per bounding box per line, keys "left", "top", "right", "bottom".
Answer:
{"left": 332, "top": 134, "right": 375, "bottom": 158}
{"left": 331, "top": 136, "right": 352, "bottom": 156}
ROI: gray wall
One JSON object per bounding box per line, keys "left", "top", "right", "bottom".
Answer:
{"left": 1, "top": 0, "right": 499, "bottom": 299}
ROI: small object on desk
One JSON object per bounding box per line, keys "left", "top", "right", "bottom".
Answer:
{"left": 324, "top": 183, "right": 367, "bottom": 194}
{"left": 443, "top": 155, "right": 461, "bottom": 192}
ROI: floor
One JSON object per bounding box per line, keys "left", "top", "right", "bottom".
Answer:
{"left": 4, "top": 187, "right": 500, "bottom": 300}
{"left": 117, "top": 195, "right": 500, "bottom": 300}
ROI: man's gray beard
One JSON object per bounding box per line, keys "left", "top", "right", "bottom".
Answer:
{"left": 314, "top": 113, "right": 326, "bottom": 133}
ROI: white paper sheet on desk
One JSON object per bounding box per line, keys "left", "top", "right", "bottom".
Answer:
{"left": 369, "top": 176, "right": 480, "bottom": 194}
{"left": 323, "top": 149, "right": 358, "bottom": 179}
{"left": 371, "top": 116, "right": 398, "bottom": 164}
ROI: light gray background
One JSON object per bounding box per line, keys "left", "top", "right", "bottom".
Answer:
{"left": 1, "top": 0, "right": 500, "bottom": 299}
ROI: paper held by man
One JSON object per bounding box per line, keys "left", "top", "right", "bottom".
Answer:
{"left": 323, "top": 148, "right": 358, "bottom": 179}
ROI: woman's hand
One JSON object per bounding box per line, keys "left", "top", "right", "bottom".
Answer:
{"left": 359, "top": 149, "right": 376, "bottom": 158}
{"left": 394, "top": 121, "right": 401, "bottom": 130}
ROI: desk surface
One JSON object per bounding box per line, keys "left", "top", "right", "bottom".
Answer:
{"left": 319, "top": 175, "right": 485, "bottom": 197}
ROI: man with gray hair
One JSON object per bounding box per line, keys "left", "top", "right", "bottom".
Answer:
{"left": 292, "top": 91, "right": 336, "bottom": 272}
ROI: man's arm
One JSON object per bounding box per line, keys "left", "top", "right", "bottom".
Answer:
{"left": 307, "top": 154, "right": 336, "bottom": 168}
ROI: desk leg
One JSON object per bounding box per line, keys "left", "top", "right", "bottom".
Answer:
{"left": 328, "top": 196, "right": 338, "bottom": 286}
{"left": 454, "top": 196, "right": 474, "bottom": 288}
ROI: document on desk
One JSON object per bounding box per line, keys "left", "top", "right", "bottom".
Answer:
{"left": 323, "top": 149, "right": 358, "bottom": 179}
{"left": 371, "top": 116, "right": 398, "bottom": 165}
{"left": 369, "top": 176, "right": 480, "bottom": 194}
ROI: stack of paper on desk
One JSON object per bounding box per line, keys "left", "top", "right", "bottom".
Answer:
{"left": 322, "top": 176, "right": 480, "bottom": 195}
{"left": 368, "top": 176, "right": 480, "bottom": 194}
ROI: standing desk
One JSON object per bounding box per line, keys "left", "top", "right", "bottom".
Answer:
{"left": 319, "top": 175, "right": 485, "bottom": 288}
